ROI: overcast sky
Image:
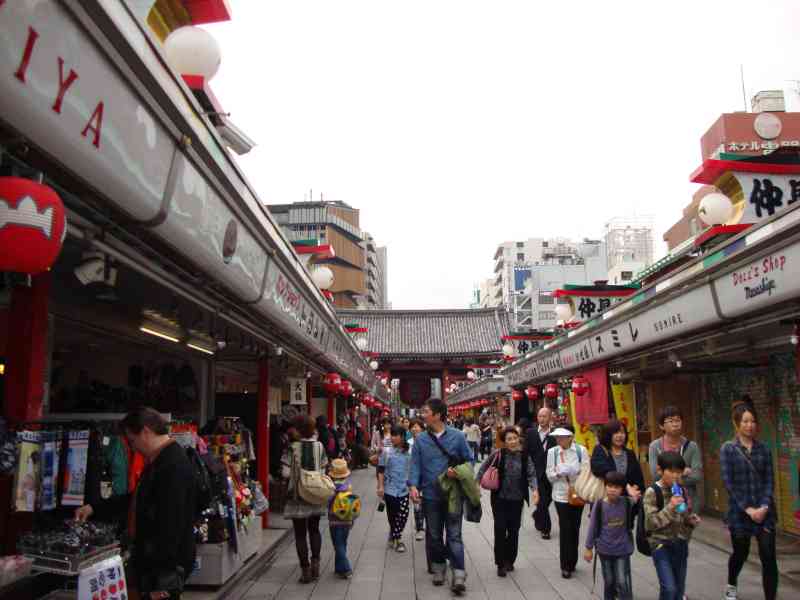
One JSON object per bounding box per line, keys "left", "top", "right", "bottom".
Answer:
{"left": 206, "top": 1, "right": 800, "bottom": 309}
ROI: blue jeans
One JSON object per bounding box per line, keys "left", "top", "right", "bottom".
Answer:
{"left": 422, "top": 497, "right": 465, "bottom": 570}
{"left": 652, "top": 540, "right": 688, "bottom": 600}
{"left": 468, "top": 442, "right": 479, "bottom": 463}
{"left": 329, "top": 526, "right": 352, "bottom": 574}
{"left": 599, "top": 555, "right": 633, "bottom": 600}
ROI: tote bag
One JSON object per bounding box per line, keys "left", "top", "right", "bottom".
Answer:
{"left": 479, "top": 451, "right": 501, "bottom": 491}
{"left": 574, "top": 447, "right": 605, "bottom": 504}
{"left": 296, "top": 441, "right": 335, "bottom": 505}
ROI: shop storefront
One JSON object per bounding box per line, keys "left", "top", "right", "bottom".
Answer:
{"left": 0, "top": 2, "right": 387, "bottom": 597}
{"left": 503, "top": 201, "right": 800, "bottom": 537}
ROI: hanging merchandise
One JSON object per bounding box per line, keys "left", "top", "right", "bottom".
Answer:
{"left": 224, "top": 476, "right": 239, "bottom": 554}
{"left": 13, "top": 431, "right": 41, "bottom": 512}
{"left": 62, "top": 430, "right": 90, "bottom": 506}
{"left": 77, "top": 554, "right": 127, "bottom": 600}
{"left": 40, "top": 431, "right": 62, "bottom": 511}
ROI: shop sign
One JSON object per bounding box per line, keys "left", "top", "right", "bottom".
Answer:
{"left": 506, "top": 351, "right": 563, "bottom": 386}
{"left": 732, "top": 173, "right": 800, "bottom": 222}
{"left": 154, "top": 154, "right": 266, "bottom": 302}
{"left": 713, "top": 240, "right": 800, "bottom": 318}
{"left": 287, "top": 377, "right": 307, "bottom": 405}
{"left": 566, "top": 295, "right": 626, "bottom": 321}
{"left": 720, "top": 140, "right": 800, "bottom": 154}
{"left": 0, "top": 1, "right": 175, "bottom": 222}
{"left": 78, "top": 555, "right": 127, "bottom": 600}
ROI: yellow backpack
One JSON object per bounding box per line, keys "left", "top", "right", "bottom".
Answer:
{"left": 331, "top": 490, "right": 361, "bottom": 522}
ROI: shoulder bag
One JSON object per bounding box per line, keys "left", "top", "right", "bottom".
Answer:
{"left": 560, "top": 446, "right": 585, "bottom": 507}
{"left": 296, "top": 441, "right": 335, "bottom": 505}
{"left": 574, "top": 445, "right": 606, "bottom": 504}
{"left": 479, "top": 451, "right": 502, "bottom": 491}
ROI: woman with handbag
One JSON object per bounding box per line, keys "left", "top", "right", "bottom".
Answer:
{"left": 545, "top": 426, "right": 589, "bottom": 579}
{"left": 476, "top": 427, "right": 539, "bottom": 577}
{"left": 720, "top": 403, "right": 778, "bottom": 600}
{"left": 283, "top": 415, "right": 330, "bottom": 584}
{"left": 590, "top": 419, "right": 645, "bottom": 497}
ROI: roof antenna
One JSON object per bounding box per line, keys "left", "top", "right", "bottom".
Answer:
{"left": 740, "top": 64, "right": 748, "bottom": 112}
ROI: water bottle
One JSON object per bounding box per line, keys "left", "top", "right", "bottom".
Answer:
{"left": 672, "top": 482, "right": 687, "bottom": 513}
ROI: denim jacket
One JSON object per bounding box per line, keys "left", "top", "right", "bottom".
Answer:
{"left": 379, "top": 446, "right": 411, "bottom": 498}
{"left": 409, "top": 427, "right": 472, "bottom": 501}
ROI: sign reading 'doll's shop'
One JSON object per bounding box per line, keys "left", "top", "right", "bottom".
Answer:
{"left": 713, "top": 240, "right": 800, "bottom": 318}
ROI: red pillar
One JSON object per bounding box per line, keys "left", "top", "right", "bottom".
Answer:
{"left": 4, "top": 273, "right": 51, "bottom": 423}
{"left": 257, "top": 359, "right": 270, "bottom": 528}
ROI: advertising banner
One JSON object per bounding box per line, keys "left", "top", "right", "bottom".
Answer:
{"left": 611, "top": 383, "right": 639, "bottom": 457}
{"left": 569, "top": 392, "right": 597, "bottom": 455}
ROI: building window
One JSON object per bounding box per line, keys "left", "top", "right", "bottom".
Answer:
{"left": 621, "top": 271, "right": 633, "bottom": 280}
{"left": 516, "top": 242, "right": 524, "bottom": 248}
{"left": 516, "top": 253, "right": 525, "bottom": 261}
{"left": 538, "top": 311, "right": 556, "bottom": 320}
{"left": 538, "top": 294, "right": 554, "bottom": 305}
{"left": 542, "top": 241, "right": 549, "bottom": 248}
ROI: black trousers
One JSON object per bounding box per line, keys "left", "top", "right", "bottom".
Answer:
{"left": 728, "top": 529, "right": 778, "bottom": 600}
{"left": 554, "top": 501, "right": 584, "bottom": 572}
{"left": 292, "top": 516, "right": 322, "bottom": 568}
{"left": 533, "top": 476, "right": 552, "bottom": 534}
{"left": 385, "top": 494, "right": 410, "bottom": 540}
{"left": 491, "top": 496, "right": 524, "bottom": 567}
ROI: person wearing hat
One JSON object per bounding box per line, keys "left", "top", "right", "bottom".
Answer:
{"left": 545, "top": 426, "right": 590, "bottom": 579}
{"left": 328, "top": 458, "right": 356, "bottom": 579}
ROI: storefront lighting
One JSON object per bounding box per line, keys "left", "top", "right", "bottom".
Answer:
{"left": 164, "top": 26, "right": 222, "bottom": 81}
{"left": 698, "top": 192, "right": 734, "bottom": 227}
{"left": 0, "top": 363, "right": 4, "bottom": 376}
{"left": 140, "top": 325, "right": 180, "bottom": 343}
{"left": 791, "top": 335, "right": 799, "bottom": 346}
{"left": 187, "top": 342, "right": 215, "bottom": 355}
{"left": 502, "top": 343, "right": 515, "bottom": 357}
{"left": 369, "top": 360, "right": 379, "bottom": 370}
{"left": 466, "top": 370, "right": 476, "bottom": 380}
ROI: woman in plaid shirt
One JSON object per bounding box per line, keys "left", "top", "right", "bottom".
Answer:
{"left": 720, "top": 403, "right": 778, "bottom": 600}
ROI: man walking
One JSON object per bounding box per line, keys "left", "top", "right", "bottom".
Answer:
{"left": 527, "top": 406, "right": 556, "bottom": 539}
{"left": 76, "top": 407, "right": 196, "bottom": 600}
{"left": 410, "top": 399, "right": 473, "bottom": 594}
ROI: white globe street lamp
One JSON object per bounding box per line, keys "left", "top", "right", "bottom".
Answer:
{"left": 466, "top": 371, "right": 476, "bottom": 380}
{"left": 555, "top": 303, "right": 574, "bottom": 323}
{"left": 369, "top": 360, "right": 379, "bottom": 370}
{"left": 502, "top": 343, "right": 515, "bottom": 357}
{"left": 164, "top": 26, "right": 222, "bottom": 81}
{"left": 354, "top": 335, "right": 368, "bottom": 351}
{"left": 311, "top": 265, "right": 334, "bottom": 290}
{"left": 698, "top": 192, "right": 734, "bottom": 226}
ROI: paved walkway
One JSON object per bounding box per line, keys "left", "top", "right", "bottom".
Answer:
{"left": 235, "top": 468, "right": 799, "bottom": 600}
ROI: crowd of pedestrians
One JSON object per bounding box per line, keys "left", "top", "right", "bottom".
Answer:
{"left": 276, "top": 399, "right": 779, "bottom": 600}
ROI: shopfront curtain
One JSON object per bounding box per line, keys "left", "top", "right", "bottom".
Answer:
{"left": 574, "top": 364, "right": 609, "bottom": 425}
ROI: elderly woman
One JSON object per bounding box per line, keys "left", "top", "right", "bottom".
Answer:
{"left": 546, "top": 426, "right": 589, "bottom": 579}
{"left": 477, "top": 427, "right": 540, "bottom": 577}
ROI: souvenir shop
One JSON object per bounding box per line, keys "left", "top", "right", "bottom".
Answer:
{"left": 0, "top": 3, "right": 385, "bottom": 597}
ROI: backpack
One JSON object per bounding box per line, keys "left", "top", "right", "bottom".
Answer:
{"left": 295, "top": 441, "right": 335, "bottom": 505}
{"left": 330, "top": 490, "right": 361, "bottom": 522}
{"left": 636, "top": 483, "right": 682, "bottom": 556}
{"left": 186, "top": 446, "right": 212, "bottom": 519}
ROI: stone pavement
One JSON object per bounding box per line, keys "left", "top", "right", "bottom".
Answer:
{"left": 232, "top": 467, "right": 799, "bottom": 600}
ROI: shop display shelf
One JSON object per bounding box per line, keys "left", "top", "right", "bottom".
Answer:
{"left": 21, "top": 544, "right": 121, "bottom": 577}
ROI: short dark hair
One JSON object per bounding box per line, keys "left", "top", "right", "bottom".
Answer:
{"left": 604, "top": 471, "right": 627, "bottom": 488}
{"left": 294, "top": 415, "right": 316, "bottom": 439}
{"left": 658, "top": 405, "right": 683, "bottom": 426}
{"left": 733, "top": 403, "right": 757, "bottom": 427}
{"left": 390, "top": 425, "right": 410, "bottom": 452}
{"left": 120, "top": 407, "right": 169, "bottom": 436}
{"left": 599, "top": 419, "right": 628, "bottom": 449}
{"left": 426, "top": 399, "right": 447, "bottom": 420}
{"left": 657, "top": 450, "right": 686, "bottom": 472}
{"left": 500, "top": 426, "right": 520, "bottom": 442}
{"left": 409, "top": 418, "right": 424, "bottom": 430}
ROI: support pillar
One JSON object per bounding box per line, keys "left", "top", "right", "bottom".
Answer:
{"left": 442, "top": 368, "right": 449, "bottom": 404}
{"left": 257, "top": 359, "right": 270, "bottom": 529}
{"left": 5, "top": 273, "right": 50, "bottom": 422}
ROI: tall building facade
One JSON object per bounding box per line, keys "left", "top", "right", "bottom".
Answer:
{"left": 492, "top": 238, "right": 608, "bottom": 331}
{"left": 268, "top": 201, "right": 388, "bottom": 308}
{"left": 363, "top": 233, "right": 389, "bottom": 309}
{"left": 604, "top": 216, "right": 655, "bottom": 285}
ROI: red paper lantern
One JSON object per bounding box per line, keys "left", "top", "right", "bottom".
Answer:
{"left": 323, "top": 372, "right": 342, "bottom": 396}
{"left": 544, "top": 383, "right": 559, "bottom": 399}
{"left": 322, "top": 289, "right": 334, "bottom": 302}
{"left": 511, "top": 389, "right": 524, "bottom": 403}
{"left": 0, "top": 177, "right": 67, "bottom": 274}
{"left": 572, "top": 376, "right": 590, "bottom": 397}
{"left": 339, "top": 379, "right": 353, "bottom": 397}
{"left": 526, "top": 386, "right": 539, "bottom": 401}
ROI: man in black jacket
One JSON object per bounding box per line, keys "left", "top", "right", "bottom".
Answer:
{"left": 526, "top": 406, "right": 556, "bottom": 539}
{"left": 76, "top": 407, "right": 196, "bottom": 600}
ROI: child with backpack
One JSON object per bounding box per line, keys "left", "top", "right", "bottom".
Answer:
{"left": 643, "top": 451, "right": 701, "bottom": 600}
{"left": 328, "top": 458, "right": 360, "bottom": 579}
{"left": 584, "top": 471, "right": 641, "bottom": 600}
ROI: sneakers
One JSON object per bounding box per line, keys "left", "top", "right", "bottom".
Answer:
{"left": 432, "top": 563, "right": 447, "bottom": 586}
{"left": 387, "top": 538, "right": 396, "bottom": 550}
{"left": 451, "top": 569, "right": 467, "bottom": 593}
{"left": 336, "top": 571, "right": 353, "bottom": 580}
{"left": 415, "top": 530, "right": 425, "bottom": 541}
{"left": 396, "top": 541, "right": 407, "bottom": 553}
{"left": 724, "top": 585, "right": 737, "bottom": 600}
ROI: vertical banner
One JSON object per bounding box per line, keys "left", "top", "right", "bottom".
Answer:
{"left": 569, "top": 392, "right": 597, "bottom": 455}
{"left": 574, "top": 364, "right": 610, "bottom": 425}
{"left": 611, "top": 383, "right": 639, "bottom": 457}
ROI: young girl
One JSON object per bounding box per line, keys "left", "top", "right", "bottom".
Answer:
{"left": 408, "top": 418, "right": 426, "bottom": 541}
{"left": 377, "top": 425, "right": 411, "bottom": 552}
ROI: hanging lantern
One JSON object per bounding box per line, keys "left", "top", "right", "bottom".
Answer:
{"left": 339, "top": 379, "right": 353, "bottom": 397}
{"left": 572, "top": 376, "right": 590, "bottom": 397}
{"left": 311, "top": 265, "right": 335, "bottom": 290}
{"left": 323, "top": 372, "right": 342, "bottom": 396}
{"left": 369, "top": 360, "right": 379, "bottom": 370}
{"left": 526, "top": 385, "right": 539, "bottom": 401}
{"left": 511, "top": 389, "right": 524, "bottom": 403}
{"left": 0, "top": 178, "right": 67, "bottom": 274}
{"left": 502, "top": 343, "right": 515, "bottom": 357}
{"left": 544, "top": 383, "right": 559, "bottom": 399}
{"left": 466, "top": 370, "right": 476, "bottom": 380}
